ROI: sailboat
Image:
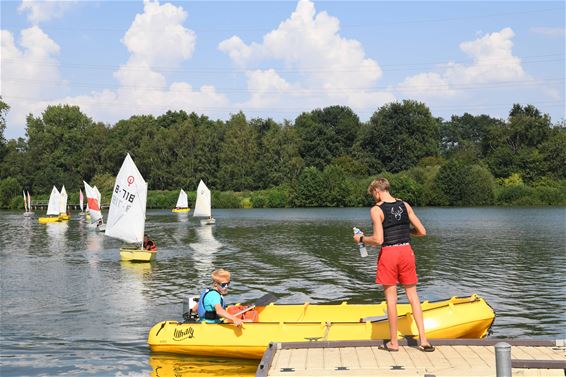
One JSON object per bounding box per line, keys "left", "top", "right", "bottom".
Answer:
{"left": 38, "top": 186, "right": 62, "bottom": 223}
{"left": 84, "top": 181, "right": 105, "bottom": 231}
{"left": 193, "top": 180, "right": 215, "bottom": 225}
{"left": 27, "top": 191, "right": 34, "bottom": 216}
{"left": 23, "top": 190, "right": 34, "bottom": 217}
{"left": 58, "top": 186, "right": 70, "bottom": 220}
{"left": 105, "top": 153, "right": 155, "bottom": 262}
{"left": 172, "top": 189, "right": 190, "bottom": 213}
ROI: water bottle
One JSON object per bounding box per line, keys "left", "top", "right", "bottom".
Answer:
{"left": 353, "top": 227, "right": 368, "bottom": 258}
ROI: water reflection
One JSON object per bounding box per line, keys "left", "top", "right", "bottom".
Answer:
{"left": 46, "top": 221, "right": 69, "bottom": 252}
{"left": 149, "top": 354, "right": 257, "bottom": 377}
{"left": 189, "top": 226, "right": 223, "bottom": 285}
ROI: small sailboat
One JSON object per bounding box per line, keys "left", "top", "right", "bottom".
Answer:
{"left": 23, "top": 190, "right": 34, "bottom": 217}
{"left": 193, "top": 180, "right": 215, "bottom": 225}
{"left": 84, "top": 181, "right": 105, "bottom": 231}
{"left": 172, "top": 189, "right": 190, "bottom": 213}
{"left": 38, "top": 186, "right": 62, "bottom": 223}
{"left": 58, "top": 186, "right": 70, "bottom": 220}
{"left": 105, "top": 153, "right": 155, "bottom": 262}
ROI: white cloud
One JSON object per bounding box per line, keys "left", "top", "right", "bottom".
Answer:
{"left": 530, "top": 27, "right": 565, "bottom": 38}
{"left": 18, "top": 0, "right": 77, "bottom": 24}
{"left": 398, "top": 28, "right": 528, "bottom": 98}
{"left": 219, "top": 0, "right": 394, "bottom": 112}
{"left": 18, "top": 0, "right": 229, "bottom": 128}
{"left": 1, "top": 26, "right": 68, "bottom": 136}
{"left": 122, "top": 0, "right": 196, "bottom": 67}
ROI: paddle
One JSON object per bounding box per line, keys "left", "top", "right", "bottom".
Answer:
{"left": 232, "top": 293, "right": 278, "bottom": 317}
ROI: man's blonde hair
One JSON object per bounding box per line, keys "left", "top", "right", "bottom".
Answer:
{"left": 367, "top": 178, "right": 390, "bottom": 195}
{"left": 211, "top": 268, "right": 231, "bottom": 283}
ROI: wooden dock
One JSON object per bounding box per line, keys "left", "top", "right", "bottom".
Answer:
{"left": 256, "top": 339, "right": 566, "bottom": 376}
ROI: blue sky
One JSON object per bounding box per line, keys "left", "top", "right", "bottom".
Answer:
{"left": 1, "top": 0, "right": 564, "bottom": 139}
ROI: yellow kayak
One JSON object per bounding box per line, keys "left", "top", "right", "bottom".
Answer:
{"left": 172, "top": 208, "right": 190, "bottom": 213}
{"left": 148, "top": 294, "right": 495, "bottom": 360}
{"left": 119, "top": 247, "right": 156, "bottom": 262}
{"left": 38, "top": 216, "right": 61, "bottom": 224}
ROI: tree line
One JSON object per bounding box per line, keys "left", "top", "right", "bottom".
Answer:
{"left": 0, "top": 97, "right": 565, "bottom": 209}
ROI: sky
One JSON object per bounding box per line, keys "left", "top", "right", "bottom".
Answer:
{"left": 1, "top": 0, "right": 564, "bottom": 139}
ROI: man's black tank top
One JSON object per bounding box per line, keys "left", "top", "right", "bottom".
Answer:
{"left": 378, "top": 200, "right": 410, "bottom": 246}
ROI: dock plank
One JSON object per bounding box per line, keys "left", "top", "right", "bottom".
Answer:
{"left": 355, "top": 347, "right": 377, "bottom": 369}
{"left": 260, "top": 339, "right": 566, "bottom": 377}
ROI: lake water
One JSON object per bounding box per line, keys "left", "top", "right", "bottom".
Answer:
{"left": 1, "top": 207, "right": 565, "bottom": 376}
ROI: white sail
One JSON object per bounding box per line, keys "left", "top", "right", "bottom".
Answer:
{"left": 46, "top": 186, "right": 61, "bottom": 216}
{"left": 84, "top": 181, "right": 102, "bottom": 223}
{"left": 59, "top": 186, "right": 68, "bottom": 214}
{"left": 79, "top": 189, "right": 84, "bottom": 211}
{"left": 94, "top": 186, "right": 102, "bottom": 207}
{"left": 176, "top": 189, "right": 188, "bottom": 208}
{"left": 105, "top": 154, "right": 147, "bottom": 244}
{"left": 193, "top": 180, "right": 211, "bottom": 218}
{"left": 27, "top": 191, "right": 32, "bottom": 211}
{"left": 23, "top": 190, "right": 28, "bottom": 212}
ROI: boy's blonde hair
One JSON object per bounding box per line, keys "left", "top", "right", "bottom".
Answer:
{"left": 211, "top": 268, "right": 231, "bottom": 283}
{"left": 367, "top": 178, "right": 390, "bottom": 195}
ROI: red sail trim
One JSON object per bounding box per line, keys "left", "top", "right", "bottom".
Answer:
{"left": 87, "top": 198, "right": 100, "bottom": 211}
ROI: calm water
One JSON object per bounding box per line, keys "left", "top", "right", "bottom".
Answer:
{"left": 1, "top": 207, "right": 565, "bottom": 376}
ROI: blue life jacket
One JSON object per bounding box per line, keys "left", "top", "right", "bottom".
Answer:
{"left": 197, "top": 288, "right": 225, "bottom": 322}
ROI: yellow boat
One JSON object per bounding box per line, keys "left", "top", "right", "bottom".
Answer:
{"left": 38, "top": 216, "right": 61, "bottom": 224}
{"left": 58, "top": 213, "right": 70, "bottom": 221}
{"left": 120, "top": 247, "right": 156, "bottom": 262}
{"left": 172, "top": 208, "right": 190, "bottom": 213}
{"left": 148, "top": 294, "right": 495, "bottom": 360}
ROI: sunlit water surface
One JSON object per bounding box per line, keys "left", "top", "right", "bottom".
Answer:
{"left": 1, "top": 207, "right": 565, "bottom": 376}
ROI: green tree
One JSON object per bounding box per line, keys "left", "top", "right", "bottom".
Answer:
{"left": 435, "top": 161, "right": 495, "bottom": 205}
{"left": 295, "top": 106, "right": 360, "bottom": 170}
{"left": 0, "top": 177, "right": 20, "bottom": 208}
{"left": 26, "top": 105, "right": 97, "bottom": 192}
{"left": 321, "top": 164, "right": 350, "bottom": 207}
{"left": 539, "top": 127, "right": 566, "bottom": 179}
{"left": 360, "top": 100, "right": 440, "bottom": 173}
{"left": 218, "top": 112, "right": 257, "bottom": 191}
{"left": 294, "top": 167, "right": 325, "bottom": 207}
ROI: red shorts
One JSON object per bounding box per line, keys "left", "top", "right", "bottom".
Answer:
{"left": 376, "top": 244, "right": 418, "bottom": 286}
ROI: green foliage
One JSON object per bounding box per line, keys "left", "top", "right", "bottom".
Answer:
{"left": 0, "top": 177, "right": 20, "bottom": 208}
{"left": 1, "top": 101, "right": 562, "bottom": 208}
{"left": 294, "top": 167, "right": 325, "bottom": 207}
{"left": 361, "top": 100, "right": 440, "bottom": 173}
{"left": 435, "top": 161, "right": 495, "bottom": 206}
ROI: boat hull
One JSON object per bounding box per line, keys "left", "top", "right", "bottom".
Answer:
{"left": 38, "top": 216, "right": 61, "bottom": 224}
{"left": 120, "top": 248, "right": 156, "bottom": 262}
{"left": 172, "top": 208, "right": 190, "bottom": 213}
{"left": 148, "top": 295, "right": 495, "bottom": 359}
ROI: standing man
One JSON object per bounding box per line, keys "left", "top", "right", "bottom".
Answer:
{"left": 354, "top": 178, "right": 434, "bottom": 352}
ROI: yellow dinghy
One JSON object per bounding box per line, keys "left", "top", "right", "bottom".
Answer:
{"left": 172, "top": 208, "right": 190, "bottom": 213}
{"left": 172, "top": 189, "right": 190, "bottom": 213}
{"left": 148, "top": 294, "right": 495, "bottom": 360}
{"left": 38, "top": 216, "right": 61, "bottom": 224}
{"left": 120, "top": 247, "right": 156, "bottom": 262}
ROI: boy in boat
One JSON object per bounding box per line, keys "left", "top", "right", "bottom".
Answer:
{"left": 353, "top": 178, "right": 434, "bottom": 352}
{"left": 143, "top": 234, "right": 157, "bottom": 251}
{"left": 194, "top": 269, "right": 243, "bottom": 326}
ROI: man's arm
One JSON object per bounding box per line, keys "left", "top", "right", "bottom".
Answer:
{"left": 405, "top": 202, "right": 426, "bottom": 237}
{"left": 354, "top": 206, "right": 384, "bottom": 246}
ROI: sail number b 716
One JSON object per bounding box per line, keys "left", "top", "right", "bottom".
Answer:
{"left": 114, "top": 184, "right": 135, "bottom": 203}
